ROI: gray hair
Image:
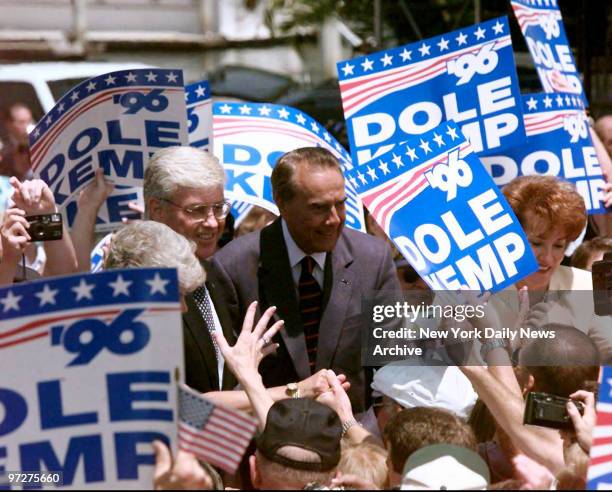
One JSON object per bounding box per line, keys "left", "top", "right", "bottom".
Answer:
{"left": 104, "top": 220, "right": 206, "bottom": 293}
{"left": 144, "top": 146, "right": 225, "bottom": 203}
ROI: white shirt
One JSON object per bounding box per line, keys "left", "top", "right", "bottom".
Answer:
{"left": 281, "top": 219, "right": 326, "bottom": 290}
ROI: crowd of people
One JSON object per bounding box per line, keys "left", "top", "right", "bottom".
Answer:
{"left": 1, "top": 101, "right": 612, "bottom": 490}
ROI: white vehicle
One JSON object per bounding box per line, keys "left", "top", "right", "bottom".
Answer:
{"left": 0, "top": 62, "right": 152, "bottom": 122}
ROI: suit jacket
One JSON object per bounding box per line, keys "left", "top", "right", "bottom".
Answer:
{"left": 182, "top": 260, "right": 238, "bottom": 393}
{"left": 211, "top": 219, "right": 401, "bottom": 412}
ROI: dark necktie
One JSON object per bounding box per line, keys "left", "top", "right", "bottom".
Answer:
{"left": 298, "top": 256, "right": 323, "bottom": 371}
{"left": 193, "top": 286, "right": 219, "bottom": 361}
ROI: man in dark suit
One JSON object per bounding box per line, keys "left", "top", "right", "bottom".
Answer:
{"left": 212, "top": 147, "right": 401, "bottom": 412}
{"left": 144, "top": 146, "right": 237, "bottom": 393}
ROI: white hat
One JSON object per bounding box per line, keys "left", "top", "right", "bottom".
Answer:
{"left": 401, "top": 444, "right": 490, "bottom": 490}
{"left": 371, "top": 363, "right": 477, "bottom": 419}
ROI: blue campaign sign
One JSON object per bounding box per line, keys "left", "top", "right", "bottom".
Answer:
{"left": 230, "top": 199, "right": 255, "bottom": 227}
{"left": 587, "top": 366, "right": 612, "bottom": 489}
{"left": 345, "top": 121, "right": 537, "bottom": 293}
{"left": 0, "top": 268, "right": 182, "bottom": 488}
{"left": 511, "top": 0, "right": 587, "bottom": 106}
{"left": 185, "top": 79, "right": 213, "bottom": 152}
{"left": 213, "top": 101, "right": 366, "bottom": 232}
{"left": 337, "top": 16, "right": 526, "bottom": 166}
{"left": 30, "top": 69, "right": 188, "bottom": 213}
{"left": 481, "top": 93, "right": 606, "bottom": 214}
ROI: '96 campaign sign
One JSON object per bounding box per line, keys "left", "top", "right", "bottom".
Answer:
{"left": 337, "top": 16, "right": 526, "bottom": 166}
{"left": 481, "top": 93, "right": 606, "bottom": 214}
{"left": 346, "top": 121, "right": 537, "bottom": 292}
{"left": 0, "top": 268, "right": 182, "bottom": 489}
{"left": 30, "top": 69, "right": 188, "bottom": 212}
{"left": 186, "top": 79, "right": 213, "bottom": 152}
{"left": 511, "top": 0, "right": 587, "bottom": 105}
{"left": 213, "top": 101, "right": 366, "bottom": 232}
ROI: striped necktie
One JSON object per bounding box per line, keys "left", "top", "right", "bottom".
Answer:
{"left": 298, "top": 256, "right": 322, "bottom": 372}
{"left": 193, "top": 286, "right": 219, "bottom": 361}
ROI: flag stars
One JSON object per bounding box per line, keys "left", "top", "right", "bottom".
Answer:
{"left": 258, "top": 105, "right": 271, "bottom": 116}
{"left": 125, "top": 72, "right": 138, "bottom": 83}
{"left": 72, "top": 279, "right": 95, "bottom": 301}
{"left": 361, "top": 58, "right": 374, "bottom": 71}
{"left": 239, "top": 105, "right": 252, "bottom": 115}
{"left": 492, "top": 20, "right": 504, "bottom": 35}
{"left": 437, "top": 37, "right": 449, "bottom": 51}
{"left": 194, "top": 85, "right": 206, "bottom": 98}
{"left": 35, "top": 284, "right": 59, "bottom": 306}
{"left": 45, "top": 116, "right": 53, "bottom": 127}
{"left": 357, "top": 171, "right": 367, "bottom": 185}
{"left": 433, "top": 133, "right": 445, "bottom": 147}
{"left": 146, "top": 273, "right": 170, "bottom": 295}
{"left": 277, "top": 108, "right": 290, "bottom": 119}
{"left": 419, "top": 138, "right": 432, "bottom": 154}
{"left": 564, "top": 95, "right": 571, "bottom": 106}
{"left": 543, "top": 95, "right": 553, "bottom": 108}
{"left": 295, "top": 113, "right": 306, "bottom": 125}
{"left": 166, "top": 72, "right": 179, "bottom": 83}
{"left": 400, "top": 48, "right": 412, "bottom": 62}
{"left": 526, "top": 97, "right": 538, "bottom": 111}
{"left": 57, "top": 102, "right": 65, "bottom": 114}
{"left": 109, "top": 275, "right": 132, "bottom": 297}
{"left": 310, "top": 122, "right": 320, "bottom": 133}
{"left": 341, "top": 62, "right": 355, "bottom": 76}
{"left": 380, "top": 53, "right": 393, "bottom": 67}
{"left": 366, "top": 166, "right": 377, "bottom": 180}
{"left": 379, "top": 159, "right": 391, "bottom": 175}
{"left": 418, "top": 43, "right": 431, "bottom": 57}
{"left": 104, "top": 74, "right": 117, "bottom": 85}
{"left": 446, "top": 125, "right": 459, "bottom": 141}
{"left": 1, "top": 291, "right": 22, "bottom": 312}
{"left": 349, "top": 176, "right": 358, "bottom": 188}
{"left": 323, "top": 132, "right": 332, "bottom": 143}
{"left": 70, "top": 91, "right": 80, "bottom": 102}
{"left": 405, "top": 145, "right": 418, "bottom": 161}
{"left": 556, "top": 94, "right": 564, "bottom": 107}
{"left": 145, "top": 71, "right": 158, "bottom": 82}
{"left": 391, "top": 153, "right": 404, "bottom": 169}
{"left": 455, "top": 32, "right": 468, "bottom": 46}
{"left": 474, "top": 26, "right": 486, "bottom": 40}
{"left": 33, "top": 128, "right": 40, "bottom": 138}
{"left": 86, "top": 81, "right": 97, "bottom": 92}
{"left": 219, "top": 104, "right": 232, "bottom": 114}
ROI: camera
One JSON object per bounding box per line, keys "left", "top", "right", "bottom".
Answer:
{"left": 523, "top": 392, "right": 584, "bottom": 430}
{"left": 26, "top": 213, "right": 63, "bottom": 242}
{"left": 593, "top": 251, "right": 612, "bottom": 316}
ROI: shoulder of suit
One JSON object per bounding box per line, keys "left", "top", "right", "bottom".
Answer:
{"left": 552, "top": 265, "right": 593, "bottom": 290}
{"left": 213, "top": 229, "right": 262, "bottom": 262}
{"left": 339, "top": 228, "right": 394, "bottom": 256}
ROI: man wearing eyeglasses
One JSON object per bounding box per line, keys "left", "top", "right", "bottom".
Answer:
{"left": 144, "top": 146, "right": 237, "bottom": 394}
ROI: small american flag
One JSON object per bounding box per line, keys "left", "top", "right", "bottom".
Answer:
{"left": 588, "top": 367, "right": 612, "bottom": 489}
{"left": 178, "top": 383, "right": 257, "bottom": 474}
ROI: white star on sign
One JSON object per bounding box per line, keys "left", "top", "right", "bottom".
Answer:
{"left": 433, "top": 133, "right": 445, "bottom": 147}
{"left": 419, "top": 138, "right": 432, "bottom": 154}
{"left": 556, "top": 94, "right": 564, "bottom": 107}
{"left": 380, "top": 53, "right": 393, "bottom": 67}
{"left": 72, "top": 279, "right": 95, "bottom": 301}
{"left": 391, "top": 153, "right": 404, "bottom": 168}
{"left": 565, "top": 95, "right": 571, "bottom": 106}
{"left": 456, "top": 32, "right": 468, "bottom": 46}
{"left": 405, "top": 146, "right": 418, "bottom": 161}
{"left": 361, "top": 58, "right": 374, "bottom": 71}
{"left": 341, "top": 63, "right": 355, "bottom": 76}
{"left": 57, "top": 102, "right": 65, "bottom": 113}
{"left": 379, "top": 159, "right": 391, "bottom": 175}
{"left": 474, "top": 26, "right": 486, "bottom": 40}
{"left": 219, "top": 104, "right": 232, "bottom": 114}
{"left": 323, "top": 132, "right": 331, "bottom": 142}
{"left": 35, "top": 284, "right": 59, "bottom": 306}
{"left": 357, "top": 172, "right": 367, "bottom": 185}
{"left": 146, "top": 273, "right": 169, "bottom": 295}
{"left": 166, "top": 72, "right": 178, "bottom": 83}
{"left": 109, "top": 274, "right": 132, "bottom": 297}
{"left": 437, "top": 37, "right": 449, "bottom": 51}
{"left": 349, "top": 176, "right": 358, "bottom": 188}
{"left": 45, "top": 116, "right": 52, "bottom": 126}
{"left": 277, "top": 108, "right": 290, "bottom": 119}
{"left": 239, "top": 105, "right": 252, "bottom": 115}
{"left": 104, "top": 74, "right": 117, "bottom": 85}
{"left": 33, "top": 128, "right": 40, "bottom": 138}
{"left": 492, "top": 20, "right": 504, "bottom": 35}
{"left": 86, "top": 81, "right": 97, "bottom": 92}
{"left": 258, "top": 105, "right": 271, "bottom": 116}
{"left": 446, "top": 125, "right": 459, "bottom": 141}
{"left": 70, "top": 91, "right": 80, "bottom": 102}
{"left": 418, "top": 43, "right": 431, "bottom": 57}
{"left": 125, "top": 72, "right": 138, "bottom": 83}
{"left": 526, "top": 97, "right": 538, "bottom": 111}
{"left": 400, "top": 48, "right": 412, "bottom": 62}
{"left": 543, "top": 95, "right": 553, "bottom": 108}
{"left": 366, "top": 166, "right": 377, "bottom": 180}
{"left": 1, "top": 291, "right": 22, "bottom": 312}
{"left": 310, "top": 122, "right": 320, "bottom": 133}
{"left": 296, "top": 113, "right": 306, "bottom": 125}
{"left": 145, "top": 71, "right": 158, "bottom": 82}
{"left": 195, "top": 85, "right": 206, "bottom": 97}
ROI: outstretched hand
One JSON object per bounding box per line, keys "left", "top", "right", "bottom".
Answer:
{"left": 152, "top": 440, "right": 213, "bottom": 490}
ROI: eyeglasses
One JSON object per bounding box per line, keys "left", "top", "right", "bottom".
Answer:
{"left": 160, "top": 198, "right": 231, "bottom": 220}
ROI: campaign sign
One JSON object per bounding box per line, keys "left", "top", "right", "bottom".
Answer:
{"left": 0, "top": 268, "right": 182, "bottom": 489}
{"left": 30, "top": 69, "right": 188, "bottom": 213}
{"left": 511, "top": 0, "right": 587, "bottom": 105}
{"left": 337, "top": 16, "right": 526, "bottom": 166}
{"left": 213, "top": 101, "right": 366, "bottom": 232}
{"left": 230, "top": 200, "right": 255, "bottom": 227}
{"left": 587, "top": 366, "right": 612, "bottom": 489}
{"left": 345, "top": 121, "right": 537, "bottom": 292}
{"left": 185, "top": 79, "right": 213, "bottom": 152}
{"left": 481, "top": 93, "right": 606, "bottom": 214}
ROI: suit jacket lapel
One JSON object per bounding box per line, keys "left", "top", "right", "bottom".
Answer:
{"left": 316, "top": 234, "right": 355, "bottom": 371}
{"left": 259, "top": 220, "right": 311, "bottom": 379}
